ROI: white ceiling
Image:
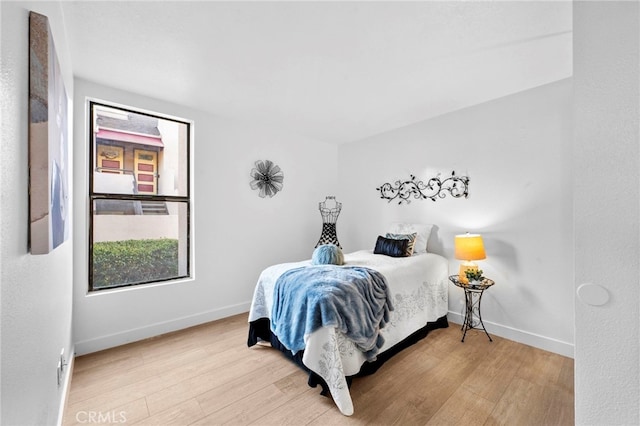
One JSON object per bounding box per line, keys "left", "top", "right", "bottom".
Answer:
{"left": 61, "top": 1, "right": 572, "bottom": 144}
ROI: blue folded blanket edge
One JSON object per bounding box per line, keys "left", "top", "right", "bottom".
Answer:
{"left": 270, "top": 265, "right": 394, "bottom": 361}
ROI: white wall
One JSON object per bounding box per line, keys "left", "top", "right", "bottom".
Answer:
{"left": 573, "top": 2, "right": 639, "bottom": 424}
{"left": 338, "top": 79, "right": 574, "bottom": 357}
{"left": 0, "top": 1, "right": 75, "bottom": 425}
{"left": 72, "top": 79, "right": 339, "bottom": 354}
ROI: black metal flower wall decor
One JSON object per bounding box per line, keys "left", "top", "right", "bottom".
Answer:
{"left": 376, "top": 171, "right": 469, "bottom": 205}
{"left": 250, "top": 160, "right": 284, "bottom": 198}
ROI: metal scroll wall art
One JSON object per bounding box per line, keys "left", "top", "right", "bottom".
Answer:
{"left": 376, "top": 171, "right": 469, "bottom": 204}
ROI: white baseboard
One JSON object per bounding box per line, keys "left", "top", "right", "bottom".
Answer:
{"left": 74, "top": 302, "right": 251, "bottom": 355}
{"left": 73, "top": 304, "right": 573, "bottom": 358}
{"left": 447, "top": 311, "right": 574, "bottom": 358}
{"left": 57, "top": 345, "right": 75, "bottom": 426}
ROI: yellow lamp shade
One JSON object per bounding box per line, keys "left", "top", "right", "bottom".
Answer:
{"left": 454, "top": 233, "right": 486, "bottom": 261}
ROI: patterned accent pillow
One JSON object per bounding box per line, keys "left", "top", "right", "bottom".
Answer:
{"left": 385, "top": 232, "right": 417, "bottom": 256}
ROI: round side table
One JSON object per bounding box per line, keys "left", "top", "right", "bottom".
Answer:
{"left": 449, "top": 275, "right": 495, "bottom": 342}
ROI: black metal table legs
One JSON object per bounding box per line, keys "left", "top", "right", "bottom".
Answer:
{"left": 461, "top": 288, "right": 493, "bottom": 342}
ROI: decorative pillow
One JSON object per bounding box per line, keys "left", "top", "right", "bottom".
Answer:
{"left": 385, "top": 232, "right": 417, "bottom": 256}
{"left": 388, "top": 223, "right": 433, "bottom": 254}
{"left": 311, "top": 244, "right": 345, "bottom": 265}
{"left": 373, "top": 235, "right": 409, "bottom": 258}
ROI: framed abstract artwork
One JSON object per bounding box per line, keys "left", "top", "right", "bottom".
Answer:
{"left": 29, "top": 11, "right": 69, "bottom": 254}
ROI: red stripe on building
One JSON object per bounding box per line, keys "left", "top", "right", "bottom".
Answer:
{"left": 97, "top": 129, "right": 164, "bottom": 148}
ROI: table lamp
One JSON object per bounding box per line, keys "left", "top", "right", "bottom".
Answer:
{"left": 454, "top": 233, "right": 486, "bottom": 283}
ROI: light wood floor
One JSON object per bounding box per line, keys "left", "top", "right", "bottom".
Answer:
{"left": 63, "top": 313, "right": 574, "bottom": 425}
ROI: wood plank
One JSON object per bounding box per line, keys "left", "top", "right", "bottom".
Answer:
{"left": 133, "top": 399, "right": 204, "bottom": 426}
{"left": 515, "top": 345, "right": 565, "bottom": 387}
{"left": 69, "top": 347, "right": 212, "bottom": 403}
{"left": 426, "top": 387, "right": 495, "bottom": 426}
{"left": 193, "top": 382, "right": 303, "bottom": 425}
{"left": 146, "top": 347, "right": 282, "bottom": 415}
{"left": 248, "top": 388, "right": 334, "bottom": 425}
{"left": 484, "top": 376, "right": 573, "bottom": 426}
{"left": 195, "top": 360, "right": 300, "bottom": 416}
{"left": 63, "top": 314, "right": 574, "bottom": 425}
{"left": 64, "top": 397, "right": 149, "bottom": 426}
{"left": 461, "top": 337, "right": 528, "bottom": 403}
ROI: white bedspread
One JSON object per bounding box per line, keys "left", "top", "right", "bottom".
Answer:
{"left": 248, "top": 249, "right": 449, "bottom": 415}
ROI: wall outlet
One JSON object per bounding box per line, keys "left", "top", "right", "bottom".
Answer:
{"left": 60, "top": 348, "right": 66, "bottom": 372}
{"left": 57, "top": 348, "right": 67, "bottom": 387}
{"left": 57, "top": 360, "right": 62, "bottom": 387}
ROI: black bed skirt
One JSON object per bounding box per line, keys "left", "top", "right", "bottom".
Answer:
{"left": 247, "top": 315, "right": 449, "bottom": 395}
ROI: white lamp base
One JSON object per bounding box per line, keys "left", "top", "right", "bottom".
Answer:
{"left": 458, "top": 262, "right": 478, "bottom": 284}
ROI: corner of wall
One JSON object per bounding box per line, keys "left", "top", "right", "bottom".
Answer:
{"left": 447, "top": 312, "right": 574, "bottom": 358}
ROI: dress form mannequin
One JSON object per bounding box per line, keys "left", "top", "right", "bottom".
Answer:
{"left": 315, "top": 196, "right": 341, "bottom": 248}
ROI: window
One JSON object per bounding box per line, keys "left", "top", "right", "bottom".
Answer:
{"left": 89, "top": 101, "right": 191, "bottom": 291}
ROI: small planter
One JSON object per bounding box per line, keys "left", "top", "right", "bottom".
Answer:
{"left": 465, "top": 269, "right": 484, "bottom": 285}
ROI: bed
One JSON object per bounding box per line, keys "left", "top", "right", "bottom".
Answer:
{"left": 247, "top": 226, "right": 449, "bottom": 416}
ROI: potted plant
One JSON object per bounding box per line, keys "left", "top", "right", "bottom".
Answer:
{"left": 465, "top": 269, "right": 484, "bottom": 285}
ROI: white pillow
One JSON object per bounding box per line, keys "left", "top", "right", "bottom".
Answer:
{"left": 388, "top": 222, "right": 433, "bottom": 254}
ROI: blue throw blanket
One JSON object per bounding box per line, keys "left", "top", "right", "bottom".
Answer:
{"left": 271, "top": 265, "right": 394, "bottom": 360}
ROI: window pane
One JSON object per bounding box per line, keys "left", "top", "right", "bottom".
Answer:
{"left": 92, "top": 105, "right": 188, "bottom": 197}
{"left": 91, "top": 200, "right": 189, "bottom": 290}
